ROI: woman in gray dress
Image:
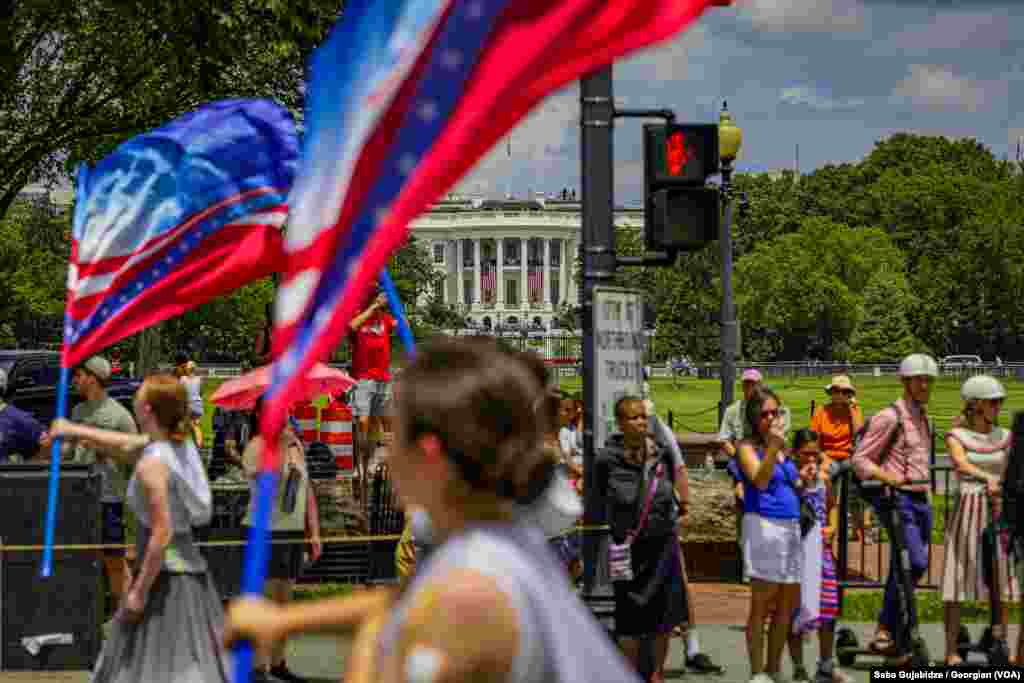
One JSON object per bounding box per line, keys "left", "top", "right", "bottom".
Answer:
{"left": 50, "top": 374, "right": 228, "bottom": 683}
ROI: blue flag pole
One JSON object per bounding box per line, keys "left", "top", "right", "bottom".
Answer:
{"left": 380, "top": 267, "right": 415, "bottom": 358}
{"left": 233, "top": 468, "right": 279, "bottom": 683}
{"left": 40, "top": 364, "right": 71, "bottom": 578}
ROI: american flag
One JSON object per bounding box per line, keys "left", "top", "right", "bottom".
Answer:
{"left": 261, "top": 0, "right": 719, "bottom": 447}
{"left": 528, "top": 268, "right": 543, "bottom": 304}
{"left": 482, "top": 268, "right": 496, "bottom": 302}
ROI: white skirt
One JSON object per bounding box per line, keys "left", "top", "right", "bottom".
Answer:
{"left": 742, "top": 513, "right": 803, "bottom": 584}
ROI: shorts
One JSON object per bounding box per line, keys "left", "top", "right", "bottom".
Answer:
{"left": 742, "top": 513, "right": 802, "bottom": 584}
{"left": 244, "top": 528, "right": 305, "bottom": 581}
{"left": 352, "top": 379, "right": 392, "bottom": 418}
{"left": 102, "top": 502, "right": 126, "bottom": 557}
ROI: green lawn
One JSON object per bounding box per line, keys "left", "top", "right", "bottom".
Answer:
{"left": 843, "top": 589, "right": 1022, "bottom": 624}
{"left": 556, "top": 374, "right": 1024, "bottom": 439}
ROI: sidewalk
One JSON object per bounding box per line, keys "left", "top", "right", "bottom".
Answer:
{"left": 5, "top": 624, "right": 1019, "bottom": 683}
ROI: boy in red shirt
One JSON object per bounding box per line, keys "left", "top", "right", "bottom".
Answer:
{"left": 349, "top": 288, "right": 397, "bottom": 463}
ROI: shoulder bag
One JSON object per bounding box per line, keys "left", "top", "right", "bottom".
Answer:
{"left": 608, "top": 460, "right": 665, "bottom": 582}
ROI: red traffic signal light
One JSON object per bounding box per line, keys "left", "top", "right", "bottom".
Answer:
{"left": 644, "top": 124, "right": 718, "bottom": 185}
{"left": 666, "top": 130, "right": 689, "bottom": 176}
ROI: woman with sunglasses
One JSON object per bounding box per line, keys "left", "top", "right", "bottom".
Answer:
{"left": 941, "top": 375, "right": 1017, "bottom": 666}
{"left": 737, "top": 386, "right": 803, "bottom": 683}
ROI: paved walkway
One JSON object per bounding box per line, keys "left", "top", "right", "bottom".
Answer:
{"left": 4, "top": 624, "right": 1020, "bottom": 683}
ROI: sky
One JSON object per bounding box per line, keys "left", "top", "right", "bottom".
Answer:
{"left": 455, "top": 0, "right": 1024, "bottom": 204}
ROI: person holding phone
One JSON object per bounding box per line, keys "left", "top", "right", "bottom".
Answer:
{"left": 736, "top": 386, "right": 802, "bottom": 683}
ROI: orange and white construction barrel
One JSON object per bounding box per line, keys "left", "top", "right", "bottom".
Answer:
{"left": 290, "top": 400, "right": 320, "bottom": 446}
{"left": 320, "top": 402, "right": 355, "bottom": 476}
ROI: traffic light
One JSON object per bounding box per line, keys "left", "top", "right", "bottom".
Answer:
{"left": 643, "top": 123, "right": 720, "bottom": 253}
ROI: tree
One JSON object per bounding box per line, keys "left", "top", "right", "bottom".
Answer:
{"left": 0, "top": 197, "right": 69, "bottom": 346}
{"left": 848, "top": 271, "right": 925, "bottom": 363}
{"left": 1, "top": 1, "right": 340, "bottom": 220}
{"left": 734, "top": 217, "right": 906, "bottom": 360}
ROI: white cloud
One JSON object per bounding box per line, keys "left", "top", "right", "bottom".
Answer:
{"left": 870, "top": 12, "right": 1013, "bottom": 56}
{"left": 619, "top": 24, "right": 707, "bottom": 83}
{"left": 891, "top": 65, "right": 990, "bottom": 113}
{"left": 457, "top": 85, "right": 579, "bottom": 196}
{"left": 735, "top": 0, "right": 866, "bottom": 33}
{"left": 779, "top": 85, "right": 864, "bottom": 111}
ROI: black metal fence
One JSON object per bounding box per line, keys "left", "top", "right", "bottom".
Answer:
{"left": 202, "top": 463, "right": 405, "bottom": 595}
{"left": 833, "top": 464, "right": 957, "bottom": 591}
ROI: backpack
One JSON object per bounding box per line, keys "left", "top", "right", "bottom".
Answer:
{"left": 849, "top": 403, "right": 904, "bottom": 484}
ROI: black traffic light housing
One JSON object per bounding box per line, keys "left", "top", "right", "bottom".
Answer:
{"left": 643, "top": 123, "right": 720, "bottom": 254}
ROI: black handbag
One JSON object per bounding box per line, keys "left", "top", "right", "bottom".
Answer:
{"left": 785, "top": 464, "right": 816, "bottom": 538}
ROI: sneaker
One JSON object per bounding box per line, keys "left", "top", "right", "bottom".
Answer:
{"left": 270, "top": 663, "right": 306, "bottom": 683}
{"left": 687, "top": 653, "right": 725, "bottom": 674}
{"left": 749, "top": 674, "right": 775, "bottom": 683}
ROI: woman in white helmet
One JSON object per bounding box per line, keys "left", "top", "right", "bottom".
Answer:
{"left": 940, "top": 375, "right": 1017, "bottom": 666}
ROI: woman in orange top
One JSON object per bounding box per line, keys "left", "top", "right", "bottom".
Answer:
{"left": 811, "top": 375, "right": 869, "bottom": 541}
{"left": 810, "top": 375, "right": 864, "bottom": 470}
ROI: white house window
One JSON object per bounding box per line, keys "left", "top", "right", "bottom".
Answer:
{"left": 433, "top": 279, "right": 444, "bottom": 302}
{"left": 433, "top": 243, "right": 445, "bottom": 264}
{"left": 506, "top": 279, "right": 519, "bottom": 306}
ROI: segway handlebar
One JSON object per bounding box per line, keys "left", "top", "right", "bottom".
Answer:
{"left": 827, "top": 461, "right": 930, "bottom": 489}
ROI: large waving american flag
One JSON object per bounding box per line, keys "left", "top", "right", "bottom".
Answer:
{"left": 236, "top": 2, "right": 719, "bottom": 677}
{"left": 262, "top": 0, "right": 720, "bottom": 443}
{"left": 65, "top": 99, "right": 297, "bottom": 368}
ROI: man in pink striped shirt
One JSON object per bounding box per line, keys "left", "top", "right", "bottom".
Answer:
{"left": 850, "top": 353, "right": 938, "bottom": 664}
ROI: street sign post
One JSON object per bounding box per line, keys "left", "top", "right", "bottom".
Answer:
{"left": 592, "top": 286, "right": 646, "bottom": 452}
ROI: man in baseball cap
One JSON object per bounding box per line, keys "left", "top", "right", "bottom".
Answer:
{"left": 43, "top": 355, "right": 138, "bottom": 615}
{"left": 0, "top": 368, "right": 48, "bottom": 461}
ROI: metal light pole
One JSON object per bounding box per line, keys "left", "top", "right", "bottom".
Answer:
{"left": 579, "top": 66, "right": 616, "bottom": 593}
{"left": 717, "top": 102, "right": 743, "bottom": 423}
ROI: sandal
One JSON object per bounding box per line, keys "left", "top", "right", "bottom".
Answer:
{"left": 885, "top": 653, "right": 914, "bottom": 669}
{"left": 870, "top": 631, "right": 895, "bottom": 654}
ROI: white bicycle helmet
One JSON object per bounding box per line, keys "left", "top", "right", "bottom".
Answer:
{"left": 898, "top": 353, "right": 939, "bottom": 378}
{"left": 961, "top": 374, "right": 1007, "bottom": 402}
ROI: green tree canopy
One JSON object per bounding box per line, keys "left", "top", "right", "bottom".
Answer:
{"left": 734, "top": 217, "right": 906, "bottom": 358}
{"left": 1, "top": 0, "right": 340, "bottom": 219}
{"left": 848, "top": 270, "right": 925, "bottom": 364}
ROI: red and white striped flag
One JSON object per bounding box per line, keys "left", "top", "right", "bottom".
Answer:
{"left": 528, "top": 269, "right": 543, "bottom": 303}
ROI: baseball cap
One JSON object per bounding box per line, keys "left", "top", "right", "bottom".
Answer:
{"left": 82, "top": 356, "right": 112, "bottom": 382}
{"left": 741, "top": 369, "right": 763, "bottom": 383}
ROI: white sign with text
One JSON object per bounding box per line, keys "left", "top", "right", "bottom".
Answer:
{"left": 592, "top": 287, "right": 646, "bottom": 452}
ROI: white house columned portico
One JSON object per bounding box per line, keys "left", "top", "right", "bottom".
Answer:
{"left": 412, "top": 196, "right": 644, "bottom": 331}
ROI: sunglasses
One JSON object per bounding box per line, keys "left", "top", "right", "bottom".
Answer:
{"left": 832, "top": 389, "right": 855, "bottom": 396}
{"left": 760, "top": 409, "right": 781, "bottom": 420}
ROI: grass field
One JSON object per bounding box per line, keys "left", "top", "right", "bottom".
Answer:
{"left": 196, "top": 373, "right": 1024, "bottom": 443}
{"left": 555, "top": 375, "right": 1024, "bottom": 439}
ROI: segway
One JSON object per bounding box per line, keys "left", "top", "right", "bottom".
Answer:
{"left": 955, "top": 480, "right": 1011, "bottom": 668}
{"left": 831, "top": 468, "right": 932, "bottom": 669}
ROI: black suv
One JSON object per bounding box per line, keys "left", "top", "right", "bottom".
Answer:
{"left": 1, "top": 350, "right": 142, "bottom": 426}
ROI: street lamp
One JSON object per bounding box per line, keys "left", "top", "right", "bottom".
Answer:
{"left": 717, "top": 101, "right": 743, "bottom": 423}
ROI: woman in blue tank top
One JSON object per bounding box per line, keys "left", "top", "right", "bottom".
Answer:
{"left": 736, "top": 386, "right": 804, "bottom": 683}
{"left": 223, "top": 337, "right": 642, "bottom": 683}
